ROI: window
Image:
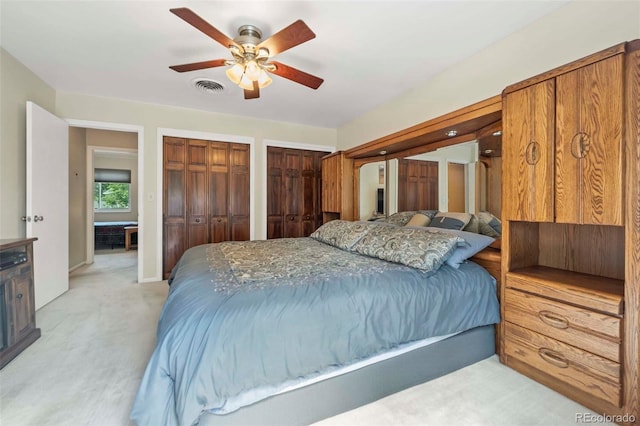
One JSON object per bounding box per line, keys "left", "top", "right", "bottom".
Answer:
{"left": 94, "top": 168, "right": 131, "bottom": 212}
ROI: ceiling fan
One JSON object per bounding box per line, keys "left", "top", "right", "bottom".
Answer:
{"left": 169, "top": 8, "right": 324, "bottom": 100}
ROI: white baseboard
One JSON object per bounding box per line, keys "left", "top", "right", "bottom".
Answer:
{"left": 68, "top": 262, "right": 86, "bottom": 273}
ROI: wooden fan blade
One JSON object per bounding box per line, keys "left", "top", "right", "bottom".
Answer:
{"left": 270, "top": 61, "right": 324, "bottom": 89}
{"left": 169, "top": 59, "right": 227, "bottom": 73}
{"left": 170, "top": 8, "right": 237, "bottom": 49}
{"left": 244, "top": 81, "right": 260, "bottom": 99}
{"left": 257, "top": 20, "right": 315, "bottom": 57}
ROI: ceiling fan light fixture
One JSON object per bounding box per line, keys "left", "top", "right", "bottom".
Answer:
{"left": 225, "top": 63, "right": 244, "bottom": 85}
{"left": 244, "top": 60, "right": 261, "bottom": 81}
{"left": 257, "top": 69, "right": 272, "bottom": 89}
{"left": 238, "top": 73, "right": 255, "bottom": 90}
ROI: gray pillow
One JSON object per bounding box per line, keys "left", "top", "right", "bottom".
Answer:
{"left": 310, "top": 220, "right": 370, "bottom": 251}
{"left": 351, "top": 224, "right": 463, "bottom": 272}
{"left": 434, "top": 229, "right": 495, "bottom": 269}
{"left": 478, "top": 211, "right": 502, "bottom": 236}
{"left": 428, "top": 212, "right": 473, "bottom": 230}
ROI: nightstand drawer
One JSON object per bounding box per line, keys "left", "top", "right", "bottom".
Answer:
{"left": 505, "top": 322, "right": 621, "bottom": 407}
{"left": 504, "top": 288, "right": 621, "bottom": 362}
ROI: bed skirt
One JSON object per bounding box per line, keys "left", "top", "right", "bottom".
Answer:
{"left": 198, "top": 324, "right": 496, "bottom": 426}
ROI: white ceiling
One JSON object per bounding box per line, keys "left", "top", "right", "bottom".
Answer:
{"left": 0, "top": 1, "right": 567, "bottom": 129}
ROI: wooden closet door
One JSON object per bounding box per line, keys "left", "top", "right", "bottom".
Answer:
{"left": 315, "top": 152, "right": 325, "bottom": 230}
{"left": 502, "top": 79, "right": 555, "bottom": 222}
{"left": 229, "top": 143, "right": 250, "bottom": 241}
{"left": 209, "top": 142, "right": 229, "bottom": 243}
{"left": 555, "top": 55, "right": 623, "bottom": 225}
{"left": 283, "top": 150, "right": 302, "bottom": 238}
{"left": 163, "top": 137, "right": 186, "bottom": 279}
{"left": 398, "top": 159, "right": 438, "bottom": 211}
{"left": 301, "top": 152, "right": 317, "bottom": 236}
{"left": 266, "top": 147, "right": 284, "bottom": 239}
{"left": 187, "top": 140, "right": 209, "bottom": 248}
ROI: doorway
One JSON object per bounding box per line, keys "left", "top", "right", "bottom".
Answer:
{"left": 67, "top": 120, "right": 144, "bottom": 284}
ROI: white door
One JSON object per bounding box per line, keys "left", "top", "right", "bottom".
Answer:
{"left": 26, "top": 101, "right": 69, "bottom": 310}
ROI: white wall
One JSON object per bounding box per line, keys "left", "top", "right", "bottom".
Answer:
{"left": 337, "top": 1, "right": 640, "bottom": 150}
{"left": 68, "top": 127, "right": 87, "bottom": 270}
{"left": 0, "top": 48, "right": 56, "bottom": 239}
{"left": 359, "top": 162, "right": 384, "bottom": 220}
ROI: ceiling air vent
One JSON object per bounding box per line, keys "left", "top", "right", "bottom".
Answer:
{"left": 192, "top": 78, "right": 225, "bottom": 94}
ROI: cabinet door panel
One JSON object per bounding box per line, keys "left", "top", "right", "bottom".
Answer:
{"left": 11, "top": 275, "right": 35, "bottom": 341}
{"left": 503, "top": 80, "right": 555, "bottom": 222}
{"left": 556, "top": 55, "right": 623, "bottom": 225}
{"left": 163, "top": 138, "right": 186, "bottom": 278}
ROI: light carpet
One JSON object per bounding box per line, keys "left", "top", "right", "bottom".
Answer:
{"left": 0, "top": 251, "right": 611, "bottom": 426}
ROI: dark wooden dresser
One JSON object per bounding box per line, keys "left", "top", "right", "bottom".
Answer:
{"left": 0, "top": 238, "right": 40, "bottom": 369}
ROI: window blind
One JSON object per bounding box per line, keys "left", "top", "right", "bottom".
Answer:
{"left": 94, "top": 168, "right": 131, "bottom": 183}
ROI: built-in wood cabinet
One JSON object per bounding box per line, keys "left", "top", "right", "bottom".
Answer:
{"left": 0, "top": 238, "right": 40, "bottom": 369}
{"left": 502, "top": 79, "right": 555, "bottom": 222}
{"left": 321, "top": 151, "right": 354, "bottom": 222}
{"left": 163, "top": 137, "right": 250, "bottom": 279}
{"left": 501, "top": 41, "right": 639, "bottom": 424}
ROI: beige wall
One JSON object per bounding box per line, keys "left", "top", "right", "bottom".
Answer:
{"left": 54, "top": 92, "right": 337, "bottom": 281}
{"left": 68, "top": 127, "right": 87, "bottom": 269}
{"left": 337, "top": 1, "right": 640, "bottom": 149}
{"left": 0, "top": 48, "right": 56, "bottom": 239}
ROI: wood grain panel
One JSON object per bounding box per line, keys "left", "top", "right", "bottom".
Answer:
{"left": 538, "top": 223, "right": 624, "bottom": 280}
{"left": 502, "top": 80, "right": 555, "bottom": 222}
{"left": 283, "top": 150, "right": 301, "bottom": 238}
{"left": 505, "top": 322, "right": 621, "bottom": 407}
{"left": 504, "top": 289, "right": 621, "bottom": 361}
{"left": 506, "top": 267, "right": 624, "bottom": 316}
{"left": 556, "top": 55, "right": 624, "bottom": 225}
{"left": 623, "top": 45, "right": 640, "bottom": 424}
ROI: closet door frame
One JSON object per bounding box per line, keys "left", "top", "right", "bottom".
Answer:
{"left": 157, "top": 128, "right": 254, "bottom": 280}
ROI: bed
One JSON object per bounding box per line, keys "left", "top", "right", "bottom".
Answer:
{"left": 131, "top": 220, "right": 500, "bottom": 426}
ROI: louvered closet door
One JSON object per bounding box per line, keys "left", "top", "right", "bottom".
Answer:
{"left": 163, "top": 137, "right": 186, "bottom": 279}
{"left": 187, "top": 139, "right": 209, "bottom": 248}
{"left": 502, "top": 79, "right": 555, "bottom": 222}
{"left": 229, "top": 143, "right": 250, "bottom": 241}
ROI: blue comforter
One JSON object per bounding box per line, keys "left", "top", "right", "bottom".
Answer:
{"left": 131, "top": 237, "right": 500, "bottom": 426}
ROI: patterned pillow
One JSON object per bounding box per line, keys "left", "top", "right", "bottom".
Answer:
{"left": 428, "top": 212, "right": 473, "bottom": 230}
{"left": 478, "top": 211, "right": 502, "bottom": 235}
{"left": 310, "top": 220, "right": 370, "bottom": 251}
{"left": 383, "top": 211, "right": 418, "bottom": 226}
{"left": 351, "top": 224, "right": 463, "bottom": 272}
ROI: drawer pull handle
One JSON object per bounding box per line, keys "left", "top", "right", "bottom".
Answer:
{"left": 538, "top": 310, "right": 569, "bottom": 329}
{"left": 538, "top": 348, "right": 569, "bottom": 369}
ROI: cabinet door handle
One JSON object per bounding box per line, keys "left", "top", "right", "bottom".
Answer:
{"left": 538, "top": 310, "right": 569, "bottom": 329}
{"left": 571, "top": 132, "right": 590, "bottom": 159}
{"left": 16, "top": 293, "right": 23, "bottom": 300}
{"left": 524, "top": 141, "right": 540, "bottom": 165}
{"left": 538, "top": 348, "right": 569, "bottom": 369}
{"left": 289, "top": 216, "right": 295, "bottom": 221}
{"left": 195, "top": 218, "right": 201, "bottom": 223}
{"left": 217, "top": 218, "right": 222, "bottom": 223}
